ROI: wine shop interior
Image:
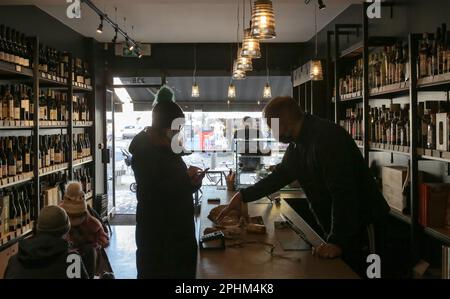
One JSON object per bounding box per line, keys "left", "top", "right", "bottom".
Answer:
{"left": 0, "top": 0, "right": 449, "bottom": 280}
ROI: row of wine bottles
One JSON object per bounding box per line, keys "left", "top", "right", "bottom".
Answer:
{"left": 0, "top": 24, "right": 91, "bottom": 86}
{"left": 0, "top": 84, "right": 90, "bottom": 123}
{"left": 0, "top": 166, "right": 93, "bottom": 237}
{"left": 342, "top": 101, "right": 450, "bottom": 152}
{"left": 417, "top": 23, "right": 450, "bottom": 78}
{"left": 338, "top": 42, "right": 410, "bottom": 96}
{"left": 341, "top": 104, "right": 411, "bottom": 147}
{"left": 0, "top": 133, "right": 92, "bottom": 179}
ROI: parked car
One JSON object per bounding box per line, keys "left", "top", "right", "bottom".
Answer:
{"left": 122, "top": 125, "right": 139, "bottom": 139}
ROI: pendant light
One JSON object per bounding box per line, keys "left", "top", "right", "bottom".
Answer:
{"left": 228, "top": 44, "right": 237, "bottom": 99}
{"left": 233, "top": 60, "right": 246, "bottom": 80}
{"left": 263, "top": 44, "right": 272, "bottom": 99}
{"left": 191, "top": 44, "right": 200, "bottom": 98}
{"left": 241, "top": 28, "right": 261, "bottom": 58}
{"left": 310, "top": 3, "right": 323, "bottom": 81}
{"left": 241, "top": 0, "right": 261, "bottom": 58}
{"left": 236, "top": 49, "right": 253, "bottom": 71}
{"left": 250, "top": 0, "right": 276, "bottom": 40}
{"left": 232, "top": 0, "right": 247, "bottom": 79}
{"left": 228, "top": 83, "right": 237, "bottom": 98}
{"left": 236, "top": 2, "right": 253, "bottom": 71}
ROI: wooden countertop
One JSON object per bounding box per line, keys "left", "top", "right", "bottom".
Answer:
{"left": 195, "top": 187, "right": 358, "bottom": 279}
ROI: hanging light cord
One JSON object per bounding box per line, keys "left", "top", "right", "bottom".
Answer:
{"left": 243, "top": 0, "right": 245, "bottom": 33}
{"left": 193, "top": 45, "right": 197, "bottom": 83}
{"left": 230, "top": 44, "right": 234, "bottom": 83}
{"left": 236, "top": 0, "right": 240, "bottom": 55}
{"left": 315, "top": 3, "right": 318, "bottom": 57}
{"left": 266, "top": 45, "right": 269, "bottom": 82}
{"left": 249, "top": 0, "right": 252, "bottom": 26}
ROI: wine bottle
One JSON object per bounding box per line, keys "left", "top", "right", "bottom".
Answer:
{"left": 14, "top": 136, "right": 22, "bottom": 175}
{"left": 8, "top": 189, "right": 17, "bottom": 232}
{"left": 6, "top": 137, "right": 16, "bottom": 177}
{"left": 0, "top": 138, "right": 7, "bottom": 179}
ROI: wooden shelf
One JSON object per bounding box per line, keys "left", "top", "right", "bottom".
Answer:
{"left": 0, "top": 60, "right": 33, "bottom": 78}
{"left": 0, "top": 120, "right": 34, "bottom": 129}
{"left": 420, "top": 150, "right": 450, "bottom": 163}
{"left": 73, "top": 156, "right": 94, "bottom": 167}
{"left": 0, "top": 173, "right": 34, "bottom": 189}
{"left": 369, "top": 82, "right": 410, "bottom": 98}
{"left": 38, "top": 72, "right": 67, "bottom": 87}
{"left": 340, "top": 41, "right": 363, "bottom": 58}
{"left": 389, "top": 209, "right": 411, "bottom": 224}
{"left": 38, "top": 163, "right": 69, "bottom": 177}
{"left": 418, "top": 72, "right": 450, "bottom": 89}
{"left": 73, "top": 83, "right": 93, "bottom": 92}
{"left": 369, "top": 143, "right": 410, "bottom": 155}
{"left": 0, "top": 225, "right": 34, "bottom": 251}
{"left": 73, "top": 121, "right": 94, "bottom": 128}
{"left": 423, "top": 227, "right": 450, "bottom": 245}
{"left": 39, "top": 121, "right": 69, "bottom": 129}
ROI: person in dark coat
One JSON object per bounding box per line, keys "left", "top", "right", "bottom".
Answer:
{"left": 219, "top": 96, "right": 391, "bottom": 277}
{"left": 5, "top": 206, "right": 88, "bottom": 279}
{"left": 129, "top": 87, "right": 205, "bottom": 279}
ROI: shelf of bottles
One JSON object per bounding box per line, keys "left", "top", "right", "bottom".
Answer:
{"left": 341, "top": 103, "right": 412, "bottom": 155}
{"left": 0, "top": 182, "right": 36, "bottom": 247}
{"left": 417, "top": 24, "right": 450, "bottom": 89}
{"left": 0, "top": 23, "right": 96, "bottom": 249}
{"left": 335, "top": 41, "right": 410, "bottom": 102}
{"left": 73, "top": 133, "right": 93, "bottom": 167}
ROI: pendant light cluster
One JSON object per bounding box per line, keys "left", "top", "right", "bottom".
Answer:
{"left": 226, "top": 0, "right": 276, "bottom": 102}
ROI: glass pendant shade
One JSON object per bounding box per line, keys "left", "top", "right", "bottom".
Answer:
{"left": 263, "top": 82, "right": 272, "bottom": 98}
{"left": 251, "top": 0, "right": 276, "bottom": 40}
{"left": 310, "top": 59, "right": 323, "bottom": 81}
{"left": 232, "top": 60, "right": 246, "bottom": 80}
{"left": 241, "top": 28, "right": 261, "bottom": 58}
{"left": 227, "top": 83, "right": 236, "bottom": 98}
{"left": 191, "top": 82, "right": 200, "bottom": 97}
{"left": 236, "top": 52, "right": 253, "bottom": 71}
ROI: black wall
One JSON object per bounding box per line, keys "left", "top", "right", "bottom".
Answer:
{"left": 0, "top": 5, "right": 88, "bottom": 59}
{"left": 103, "top": 42, "right": 302, "bottom": 83}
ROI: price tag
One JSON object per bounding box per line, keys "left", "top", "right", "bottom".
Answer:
{"left": 15, "top": 65, "right": 22, "bottom": 72}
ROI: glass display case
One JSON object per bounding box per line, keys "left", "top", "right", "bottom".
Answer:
{"left": 234, "top": 138, "right": 299, "bottom": 191}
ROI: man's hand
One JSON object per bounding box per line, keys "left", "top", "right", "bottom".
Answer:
{"left": 312, "top": 243, "right": 342, "bottom": 259}
{"left": 217, "top": 192, "right": 243, "bottom": 222}
{"left": 187, "top": 166, "right": 205, "bottom": 187}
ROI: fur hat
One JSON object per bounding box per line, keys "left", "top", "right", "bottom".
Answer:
{"left": 60, "top": 182, "right": 87, "bottom": 226}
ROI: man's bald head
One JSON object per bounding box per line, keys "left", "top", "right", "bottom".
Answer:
{"left": 263, "top": 96, "right": 304, "bottom": 127}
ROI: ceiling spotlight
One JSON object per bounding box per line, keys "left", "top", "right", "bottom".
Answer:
{"left": 96, "top": 16, "right": 104, "bottom": 34}
{"left": 318, "top": 0, "right": 326, "bottom": 10}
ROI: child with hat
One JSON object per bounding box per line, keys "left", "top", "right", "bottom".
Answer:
{"left": 60, "top": 181, "right": 109, "bottom": 278}
{"left": 5, "top": 206, "right": 88, "bottom": 279}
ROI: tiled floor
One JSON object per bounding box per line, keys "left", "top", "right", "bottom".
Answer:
{"left": 105, "top": 225, "right": 137, "bottom": 279}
